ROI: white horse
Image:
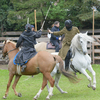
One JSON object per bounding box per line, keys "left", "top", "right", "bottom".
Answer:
{"left": 35, "top": 32, "right": 96, "bottom": 97}
{"left": 49, "top": 32, "right": 96, "bottom": 92}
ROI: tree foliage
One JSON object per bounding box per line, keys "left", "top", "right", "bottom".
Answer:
{"left": 0, "top": 0, "right": 12, "bottom": 34}
{"left": 0, "top": 0, "right": 100, "bottom": 31}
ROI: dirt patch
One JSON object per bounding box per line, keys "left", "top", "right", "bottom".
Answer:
{"left": 0, "top": 64, "right": 8, "bottom": 70}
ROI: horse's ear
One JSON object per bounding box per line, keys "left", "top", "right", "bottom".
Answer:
{"left": 3, "top": 40, "right": 7, "bottom": 44}
{"left": 85, "top": 31, "right": 88, "bottom": 35}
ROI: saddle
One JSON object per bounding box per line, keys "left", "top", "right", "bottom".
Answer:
{"left": 46, "top": 42, "right": 62, "bottom": 49}
{"left": 13, "top": 52, "right": 28, "bottom": 66}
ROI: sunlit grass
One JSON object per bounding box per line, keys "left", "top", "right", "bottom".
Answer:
{"left": 0, "top": 64, "right": 100, "bottom": 100}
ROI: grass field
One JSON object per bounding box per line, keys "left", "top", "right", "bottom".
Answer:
{"left": 0, "top": 64, "right": 100, "bottom": 100}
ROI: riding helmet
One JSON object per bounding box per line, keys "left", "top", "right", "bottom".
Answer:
{"left": 25, "top": 24, "right": 32, "bottom": 32}
{"left": 65, "top": 19, "right": 72, "bottom": 31}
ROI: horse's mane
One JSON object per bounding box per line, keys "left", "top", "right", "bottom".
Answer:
{"left": 3, "top": 40, "right": 16, "bottom": 47}
{"left": 9, "top": 40, "right": 16, "bottom": 45}
{"left": 8, "top": 40, "right": 16, "bottom": 45}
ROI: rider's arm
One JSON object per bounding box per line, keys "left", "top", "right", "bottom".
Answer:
{"left": 51, "top": 34, "right": 59, "bottom": 40}
{"left": 16, "top": 35, "right": 23, "bottom": 48}
{"left": 53, "top": 27, "right": 65, "bottom": 36}
{"left": 35, "top": 30, "right": 42, "bottom": 38}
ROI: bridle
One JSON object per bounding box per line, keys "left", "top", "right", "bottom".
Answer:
{"left": 2, "top": 48, "right": 17, "bottom": 58}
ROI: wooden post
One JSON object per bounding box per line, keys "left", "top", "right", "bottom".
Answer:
{"left": 92, "top": 43, "right": 94, "bottom": 64}
{"left": 92, "top": 8, "right": 94, "bottom": 64}
{"left": 34, "top": 10, "right": 37, "bottom": 31}
{"left": 93, "top": 9, "right": 94, "bottom": 35}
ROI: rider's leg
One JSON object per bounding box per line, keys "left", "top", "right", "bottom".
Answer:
{"left": 65, "top": 49, "right": 72, "bottom": 71}
{"left": 21, "top": 65, "right": 27, "bottom": 72}
{"left": 21, "top": 61, "right": 27, "bottom": 72}
{"left": 55, "top": 42, "right": 59, "bottom": 52}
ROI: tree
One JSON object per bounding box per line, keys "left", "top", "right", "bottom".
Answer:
{"left": 5, "top": 0, "right": 100, "bottom": 31}
{"left": 0, "top": 0, "right": 12, "bottom": 34}
{"left": 7, "top": 0, "right": 56, "bottom": 31}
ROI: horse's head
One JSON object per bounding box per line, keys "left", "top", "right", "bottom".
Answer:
{"left": 2, "top": 40, "right": 17, "bottom": 59}
{"left": 2, "top": 40, "right": 10, "bottom": 58}
{"left": 78, "top": 33, "right": 87, "bottom": 55}
{"left": 71, "top": 32, "right": 94, "bottom": 55}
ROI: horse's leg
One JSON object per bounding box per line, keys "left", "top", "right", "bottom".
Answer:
{"left": 55, "top": 73, "right": 68, "bottom": 94}
{"left": 46, "top": 82, "right": 50, "bottom": 93}
{"left": 87, "top": 65, "right": 96, "bottom": 90}
{"left": 3, "top": 73, "right": 14, "bottom": 99}
{"left": 12, "top": 75, "right": 21, "bottom": 97}
{"left": 46, "top": 66, "right": 57, "bottom": 93}
{"left": 33, "top": 75, "right": 47, "bottom": 100}
{"left": 45, "top": 73, "right": 55, "bottom": 100}
{"left": 80, "top": 68, "right": 92, "bottom": 88}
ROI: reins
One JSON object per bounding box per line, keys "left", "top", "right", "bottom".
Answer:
{"left": 7, "top": 48, "right": 17, "bottom": 54}
{"left": 5, "top": 48, "right": 17, "bottom": 56}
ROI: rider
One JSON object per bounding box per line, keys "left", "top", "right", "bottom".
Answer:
{"left": 48, "top": 19, "right": 80, "bottom": 70}
{"left": 50, "top": 21, "right": 61, "bottom": 52}
{"left": 15, "top": 24, "right": 42, "bottom": 72}
{"left": 31, "top": 25, "right": 41, "bottom": 44}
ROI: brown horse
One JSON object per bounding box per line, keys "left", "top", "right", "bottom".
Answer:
{"left": 2, "top": 40, "right": 78, "bottom": 100}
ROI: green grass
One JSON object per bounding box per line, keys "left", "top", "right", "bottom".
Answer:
{"left": 0, "top": 64, "right": 100, "bottom": 100}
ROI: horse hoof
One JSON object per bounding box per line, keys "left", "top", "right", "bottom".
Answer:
{"left": 18, "top": 93, "right": 22, "bottom": 97}
{"left": 61, "top": 91, "right": 68, "bottom": 94}
{"left": 87, "top": 85, "right": 91, "bottom": 88}
{"left": 33, "top": 98, "right": 37, "bottom": 100}
{"left": 2, "top": 96, "right": 7, "bottom": 99}
{"left": 46, "top": 97, "right": 50, "bottom": 100}
{"left": 92, "top": 86, "right": 96, "bottom": 90}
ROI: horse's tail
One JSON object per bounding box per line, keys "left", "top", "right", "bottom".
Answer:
{"left": 53, "top": 55, "right": 79, "bottom": 83}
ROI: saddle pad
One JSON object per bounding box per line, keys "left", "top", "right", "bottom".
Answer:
{"left": 46, "top": 42, "right": 62, "bottom": 49}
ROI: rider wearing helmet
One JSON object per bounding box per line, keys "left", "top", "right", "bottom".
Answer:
{"left": 14, "top": 24, "right": 42, "bottom": 72}
{"left": 48, "top": 19, "right": 80, "bottom": 70}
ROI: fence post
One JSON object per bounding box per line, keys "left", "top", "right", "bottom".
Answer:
{"left": 92, "top": 43, "right": 94, "bottom": 64}
{"left": 34, "top": 10, "right": 37, "bottom": 31}
{"left": 92, "top": 8, "right": 94, "bottom": 64}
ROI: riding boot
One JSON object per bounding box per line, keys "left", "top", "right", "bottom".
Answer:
{"left": 65, "top": 58, "right": 70, "bottom": 71}
{"left": 21, "top": 65, "right": 27, "bottom": 72}
{"left": 65, "top": 49, "right": 72, "bottom": 71}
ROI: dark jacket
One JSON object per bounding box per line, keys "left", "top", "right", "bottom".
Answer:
{"left": 15, "top": 31, "right": 38, "bottom": 64}
{"left": 50, "top": 26, "right": 60, "bottom": 44}
{"left": 33, "top": 30, "right": 42, "bottom": 44}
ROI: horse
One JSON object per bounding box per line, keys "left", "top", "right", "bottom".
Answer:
{"left": 36, "top": 32, "right": 96, "bottom": 93}
{"left": 2, "top": 40, "right": 78, "bottom": 100}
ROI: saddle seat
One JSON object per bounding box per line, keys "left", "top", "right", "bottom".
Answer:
{"left": 46, "top": 42, "right": 62, "bottom": 49}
